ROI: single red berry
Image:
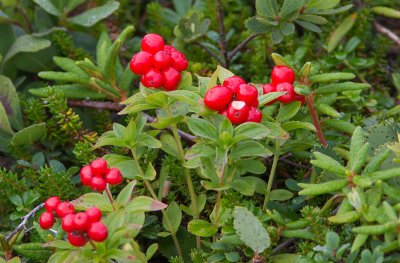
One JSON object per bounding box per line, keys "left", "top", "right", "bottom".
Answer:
{"left": 141, "top": 75, "right": 149, "bottom": 87}
{"left": 162, "top": 67, "right": 181, "bottom": 91}
{"left": 236, "top": 84, "right": 259, "bottom": 106}
{"left": 85, "top": 207, "right": 102, "bottom": 223}
{"left": 219, "top": 109, "right": 228, "bottom": 117}
{"left": 141, "top": 33, "right": 164, "bottom": 54}
{"left": 87, "top": 222, "right": 108, "bottom": 242}
{"left": 227, "top": 101, "right": 249, "bottom": 124}
{"left": 163, "top": 45, "right": 177, "bottom": 54}
{"left": 271, "top": 65, "right": 295, "bottom": 85}
{"left": 130, "top": 51, "right": 153, "bottom": 75}
{"left": 80, "top": 165, "right": 93, "bottom": 186}
{"left": 294, "top": 94, "right": 305, "bottom": 106}
{"left": 73, "top": 212, "right": 90, "bottom": 232}
{"left": 90, "top": 159, "right": 107, "bottom": 177}
{"left": 276, "top": 82, "right": 295, "bottom": 104}
{"left": 56, "top": 202, "right": 75, "bottom": 218}
{"left": 39, "top": 212, "right": 55, "bottom": 229}
{"left": 250, "top": 100, "right": 259, "bottom": 107}
{"left": 246, "top": 107, "right": 262, "bottom": 123}
{"left": 68, "top": 232, "right": 87, "bottom": 247}
{"left": 262, "top": 83, "right": 277, "bottom": 105}
{"left": 45, "top": 196, "right": 61, "bottom": 212}
{"left": 90, "top": 176, "right": 107, "bottom": 192}
{"left": 170, "top": 51, "right": 188, "bottom": 71}
{"left": 223, "top": 76, "right": 246, "bottom": 92}
{"left": 153, "top": 51, "right": 171, "bottom": 70}
{"left": 143, "top": 68, "right": 163, "bottom": 88}
{"left": 61, "top": 214, "right": 75, "bottom": 232}
{"left": 204, "top": 85, "right": 233, "bottom": 111}
{"left": 105, "top": 168, "right": 123, "bottom": 185}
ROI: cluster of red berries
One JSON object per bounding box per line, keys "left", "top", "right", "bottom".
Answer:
{"left": 130, "top": 33, "right": 188, "bottom": 91}
{"left": 39, "top": 197, "right": 108, "bottom": 246}
{"left": 204, "top": 76, "right": 262, "bottom": 124}
{"left": 262, "top": 65, "right": 305, "bottom": 105}
{"left": 80, "top": 158, "right": 123, "bottom": 192}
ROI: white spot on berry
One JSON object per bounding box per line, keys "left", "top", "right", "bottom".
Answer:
{"left": 232, "top": 101, "right": 246, "bottom": 110}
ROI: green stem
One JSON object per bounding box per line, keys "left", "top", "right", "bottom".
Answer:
{"left": 130, "top": 241, "right": 148, "bottom": 263}
{"left": 131, "top": 148, "right": 183, "bottom": 258}
{"left": 263, "top": 139, "right": 281, "bottom": 210}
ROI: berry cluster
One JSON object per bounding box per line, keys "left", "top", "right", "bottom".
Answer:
{"left": 80, "top": 158, "right": 123, "bottom": 192}
{"left": 263, "top": 66, "right": 305, "bottom": 105}
{"left": 130, "top": 33, "right": 188, "bottom": 91}
{"left": 39, "top": 197, "right": 108, "bottom": 246}
{"left": 204, "top": 76, "right": 262, "bottom": 124}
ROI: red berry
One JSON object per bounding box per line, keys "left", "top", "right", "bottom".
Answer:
{"left": 170, "top": 51, "right": 188, "bottom": 71}
{"left": 90, "top": 159, "right": 107, "bottom": 177}
{"left": 130, "top": 51, "right": 153, "bottom": 75}
{"left": 262, "top": 83, "right": 277, "bottom": 105}
{"left": 80, "top": 165, "right": 93, "bottom": 186}
{"left": 61, "top": 214, "right": 75, "bottom": 232}
{"left": 294, "top": 94, "right": 306, "bottom": 106}
{"left": 73, "top": 212, "right": 90, "bottom": 232}
{"left": 87, "top": 222, "right": 108, "bottom": 242}
{"left": 85, "top": 207, "right": 102, "bottom": 223}
{"left": 246, "top": 107, "right": 262, "bottom": 123}
{"left": 39, "top": 212, "right": 54, "bottom": 229}
{"left": 56, "top": 202, "right": 75, "bottom": 218}
{"left": 141, "top": 33, "right": 164, "bottom": 54}
{"left": 141, "top": 75, "right": 149, "bottom": 87}
{"left": 68, "top": 232, "right": 87, "bottom": 247}
{"left": 162, "top": 67, "right": 181, "bottom": 91}
{"left": 204, "top": 85, "right": 233, "bottom": 111}
{"left": 153, "top": 51, "right": 171, "bottom": 70}
{"left": 163, "top": 45, "right": 177, "bottom": 54}
{"left": 143, "top": 68, "right": 163, "bottom": 88}
{"left": 219, "top": 109, "right": 228, "bottom": 117}
{"left": 236, "top": 84, "right": 258, "bottom": 106}
{"left": 90, "top": 176, "right": 107, "bottom": 192}
{"left": 105, "top": 168, "right": 123, "bottom": 185}
{"left": 227, "top": 101, "right": 249, "bottom": 124}
{"left": 271, "top": 66, "right": 295, "bottom": 85}
{"left": 45, "top": 196, "right": 61, "bottom": 212}
{"left": 223, "top": 76, "right": 245, "bottom": 92}
{"left": 276, "top": 82, "right": 295, "bottom": 104}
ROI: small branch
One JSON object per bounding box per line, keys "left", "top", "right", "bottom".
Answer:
{"left": 306, "top": 93, "right": 327, "bottom": 146}
{"left": 17, "top": 7, "right": 33, "bottom": 33}
{"left": 373, "top": 21, "right": 400, "bottom": 47}
{"left": 271, "top": 238, "right": 296, "bottom": 255}
{"left": 217, "top": 0, "right": 228, "bottom": 68}
{"left": 194, "top": 41, "right": 224, "bottom": 65}
{"left": 228, "top": 33, "right": 261, "bottom": 60}
{"left": 6, "top": 203, "right": 44, "bottom": 241}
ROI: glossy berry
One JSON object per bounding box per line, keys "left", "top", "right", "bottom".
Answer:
{"left": 85, "top": 207, "right": 102, "bottom": 223}
{"left": 45, "top": 196, "right": 61, "bottom": 212}
{"left": 143, "top": 68, "right": 163, "bottom": 88}
{"left": 73, "top": 212, "right": 90, "bottom": 231}
{"left": 262, "top": 83, "right": 277, "bottom": 105}
{"left": 87, "top": 222, "right": 108, "bottom": 242}
{"left": 61, "top": 214, "right": 75, "bottom": 232}
{"left": 68, "top": 232, "right": 87, "bottom": 247}
{"left": 80, "top": 165, "right": 93, "bottom": 186}
{"left": 204, "top": 85, "right": 233, "bottom": 111}
{"left": 105, "top": 168, "right": 123, "bottom": 185}
{"left": 56, "top": 202, "right": 75, "bottom": 218}
{"left": 130, "top": 51, "right": 153, "bottom": 75}
{"left": 219, "top": 109, "right": 228, "bottom": 117}
{"left": 246, "top": 107, "right": 262, "bottom": 123}
{"left": 271, "top": 66, "right": 295, "bottom": 85}
{"left": 141, "top": 75, "right": 149, "bottom": 87}
{"left": 162, "top": 67, "right": 181, "bottom": 91}
{"left": 236, "top": 84, "right": 258, "bottom": 106}
{"left": 141, "top": 33, "right": 164, "bottom": 54}
{"left": 227, "top": 101, "right": 249, "bottom": 124}
{"left": 294, "top": 94, "right": 305, "bottom": 105}
{"left": 90, "top": 176, "right": 107, "bottom": 192}
{"left": 39, "top": 212, "right": 55, "bottom": 229}
{"left": 276, "top": 82, "right": 295, "bottom": 104}
{"left": 170, "top": 51, "right": 188, "bottom": 71}
{"left": 90, "top": 159, "right": 107, "bottom": 177}
{"left": 163, "top": 45, "right": 177, "bottom": 54}
{"left": 223, "top": 76, "right": 245, "bottom": 92}
{"left": 153, "top": 51, "right": 171, "bottom": 70}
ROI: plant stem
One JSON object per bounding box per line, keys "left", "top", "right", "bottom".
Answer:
{"left": 306, "top": 93, "right": 327, "bottom": 146}
{"left": 130, "top": 241, "right": 148, "bottom": 263}
{"left": 228, "top": 33, "right": 261, "bottom": 60}
{"left": 263, "top": 139, "right": 280, "bottom": 210}
{"left": 130, "top": 148, "right": 182, "bottom": 257}
{"left": 105, "top": 185, "right": 115, "bottom": 211}
{"left": 89, "top": 239, "right": 97, "bottom": 250}
{"left": 213, "top": 164, "right": 226, "bottom": 226}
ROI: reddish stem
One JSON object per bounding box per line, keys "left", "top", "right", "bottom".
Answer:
{"left": 105, "top": 185, "right": 116, "bottom": 211}
{"left": 306, "top": 93, "right": 327, "bottom": 146}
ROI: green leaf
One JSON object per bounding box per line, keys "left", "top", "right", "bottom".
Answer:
{"left": 188, "top": 219, "right": 218, "bottom": 237}
{"left": 33, "top": 0, "right": 61, "bottom": 16}
{"left": 233, "top": 206, "right": 270, "bottom": 253}
{"left": 294, "top": 20, "right": 321, "bottom": 33}
{"left": 327, "top": 14, "right": 357, "bottom": 52}
{"left": 160, "top": 133, "right": 180, "bottom": 158}
{"left": 246, "top": 17, "right": 274, "bottom": 34}
{"left": 316, "top": 103, "right": 340, "bottom": 118}
{"left": 103, "top": 154, "right": 139, "bottom": 179}
{"left": 348, "top": 127, "right": 367, "bottom": 173}
{"left": 146, "top": 243, "right": 158, "bottom": 260}
{"left": 137, "top": 134, "right": 162, "bottom": 148}
{"left": 271, "top": 53, "right": 295, "bottom": 69}
{"left": 258, "top": 91, "right": 286, "bottom": 105}
{"left": 282, "top": 121, "right": 316, "bottom": 132}
{"left": 307, "top": 0, "right": 339, "bottom": 9}
{"left": 187, "top": 118, "right": 218, "bottom": 141}
{"left": 309, "top": 72, "right": 355, "bottom": 82}
{"left": 271, "top": 28, "right": 283, "bottom": 43}
{"left": 311, "top": 151, "right": 347, "bottom": 176}
{"left": 11, "top": 123, "right": 46, "bottom": 146}
{"left": 117, "top": 180, "right": 137, "bottom": 205}
{"left": 71, "top": 192, "right": 113, "bottom": 212}
{"left": 298, "top": 179, "right": 348, "bottom": 196}
{"left": 0, "top": 96, "right": 13, "bottom": 135}
{"left": 298, "top": 14, "right": 328, "bottom": 24}
{"left": 280, "top": 0, "right": 304, "bottom": 19}
{"left": 280, "top": 22, "right": 295, "bottom": 36}
{"left": 230, "top": 141, "right": 270, "bottom": 159}
{"left": 162, "top": 201, "right": 181, "bottom": 234}
{"left": 125, "top": 196, "right": 167, "bottom": 213}
{"left": 234, "top": 122, "right": 271, "bottom": 140}
{"left": 372, "top": 6, "right": 400, "bottom": 19}
{"left": 277, "top": 101, "right": 301, "bottom": 121}
{"left": 231, "top": 178, "right": 255, "bottom": 196}
{"left": 217, "top": 66, "right": 234, "bottom": 83}
{"left": 315, "top": 82, "right": 370, "bottom": 94}
{"left": 67, "top": 1, "right": 120, "bottom": 27}
{"left": 123, "top": 120, "right": 136, "bottom": 146}
{"left": 269, "top": 189, "right": 294, "bottom": 201}
{"left": 256, "top": 0, "right": 278, "bottom": 18}
{"left": 164, "top": 90, "right": 201, "bottom": 106}
{"left": 29, "top": 85, "right": 107, "bottom": 99}
{"left": 324, "top": 119, "right": 356, "bottom": 134}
